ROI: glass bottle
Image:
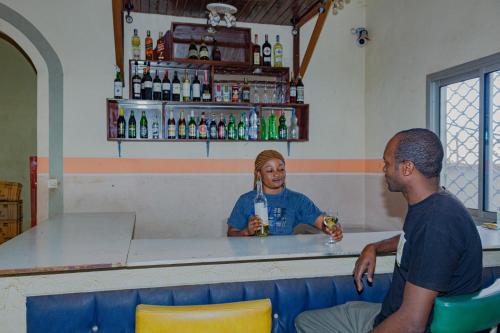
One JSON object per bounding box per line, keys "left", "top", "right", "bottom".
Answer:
{"left": 162, "top": 70, "right": 171, "bottom": 101}
{"left": 153, "top": 70, "right": 162, "bottom": 100}
{"left": 217, "top": 113, "right": 226, "bottom": 139}
{"left": 188, "top": 110, "right": 197, "bottom": 139}
{"left": 145, "top": 30, "right": 153, "bottom": 60}
{"left": 289, "top": 73, "right": 297, "bottom": 103}
{"left": 212, "top": 39, "right": 221, "bottom": 61}
{"left": 156, "top": 32, "right": 165, "bottom": 60}
{"left": 227, "top": 114, "right": 237, "bottom": 140}
{"left": 273, "top": 35, "right": 283, "bottom": 67}
{"left": 249, "top": 109, "right": 259, "bottom": 140}
{"left": 198, "top": 112, "right": 208, "bottom": 139}
{"left": 202, "top": 71, "right": 212, "bottom": 102}
{"left": 296, "top": 74, "right": 304, "bottom": 104}
{"left": 131, "top": 29, "right": 141, "bottom": 60}
{"left": 114, "top": 68, "right": 122, "bottom": 99}
{"left": 254, "top": 179, "right": 269, "bottom": 237}
{"left": 289, "top": 111, "right": 299, "bottom": 140}
{"left": 253, "top": 34, "right": 261, "bottom": 66}
{"left": 172, "top": 71, "right": 181, "bottom": 101}
{"left": 128, "top": 110, "right": 136, "bottom": 139}
{"left": 178, "top": 110, "right": 186, "bottom": 139}
{"left": 238, "top": 113, "right": 247, "bottom": 140}
{"left": 278, "top": 110, "right": 287, "bottom": 140}
{"left": 140, "top": 111, "right": 148, "bottom": 139}
{"left": 117, "top": 108, "right": 126, "bottom": 138}
{"left": 142, "top": 62, "right": 153, "bottom": 100}
{"left": 152, "top": 115, "right": 160, "bottom": 139}
{"left": 242, "top": 78, "right": 251, "bottom": 103}
{"left": 182, "top": 70, "right": 191, "bottom": 102}
{"left": 262, "top": 34, "right": 272, "bottom": 66}
{"left": 209, "top": 113, "right": 218, "bottom": 139}
{"left": 132, "top": 61, "right": 142, "bottom": 99}
{"left": 268, "top": 111, "right": 278, "bottom": 140}
{"left": 260, "top": 112, "right": 268, "bottom": 140}
{"left": 215, "top": 83, "right": 222, "bottom": 102}
{"left": 192, "top": 71, "right": 201, "bottom": 102}
{"left": 199, "top": 40, "right": 209, "bottom": 60}
{"left": 167, "top": 110, "right": 176, "bottom": 139}
{"left": 188, "top": 37, "right": 199, "bottom": 59}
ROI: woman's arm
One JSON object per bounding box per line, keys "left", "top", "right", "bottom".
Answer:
{"left": 227, "top": 215, "right": 262, "bottom": 237}
{"left": 313, "top": 214, "right": 343, "bottom": 241}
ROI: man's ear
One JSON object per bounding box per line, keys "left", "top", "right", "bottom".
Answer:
{"left": 401, "top": 160, "right": 415, "bottom": 176}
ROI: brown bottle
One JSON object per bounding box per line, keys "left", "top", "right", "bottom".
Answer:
{"left": 145, "top": 30, "right": 153, "bottom": 60}
{"left": 289, "top": 73, "right": 297, "bottom": 103}
{"left": 212, "top": 39, "right": 221, "bottom": 61}
{"left": 253, "top": 34, "right": 261, "bottom": 66}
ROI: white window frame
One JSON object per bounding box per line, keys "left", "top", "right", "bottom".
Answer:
{"left": 427, "top": 52, "right": 500, "bottom": 223}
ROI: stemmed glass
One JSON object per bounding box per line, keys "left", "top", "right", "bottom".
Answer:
{"left": 323, "top": 209, "right": 341, "bottom": 245}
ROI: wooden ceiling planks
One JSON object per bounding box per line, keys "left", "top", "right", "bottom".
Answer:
{"left": 124, "top": 0, "right": 319, "bottom": 26}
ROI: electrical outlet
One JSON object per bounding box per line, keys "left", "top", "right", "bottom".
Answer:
{"left": 48, "top": 179, "right": 58, "bottom": 189}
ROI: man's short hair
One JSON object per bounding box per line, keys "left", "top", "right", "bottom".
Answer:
{"left": 394, "top": 128, "right": 444, "bottom": 178}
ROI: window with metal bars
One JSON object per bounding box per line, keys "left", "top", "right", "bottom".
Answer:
{"left": 427, "top": 52, "right": 500, "bottom": 222}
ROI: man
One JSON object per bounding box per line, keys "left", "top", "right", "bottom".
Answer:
{"left": 295, "top": 128, "right": 483, "bottom": 333}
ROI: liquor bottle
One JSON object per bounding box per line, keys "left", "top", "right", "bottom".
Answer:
{"left": 156, "top": 32, "right": 165, "bottom": 60}
{"left": 145, "top": 30, "right": 153, "bottom": 60}
{"left": 209, "top": 113, "right": 218, "bottom": 139}
{"left": 238, "top": 113, "right": 247, "bottom": 140}
{"left": 142, "top": 62, "right": 153, "bottom": 100}
{"left": 162, "top": 70, "right": 171, "bottom": 101}
{"left": 188, "top": 110, "right": 197, "bottom": 139}
{"left": 289, "top": 111, "right": 299, "bottom": 140}
{"left": 172, "top": 71, "right": 181, "bottom": 101}
{"left": 253, "top": 34, "right": 261, "bottom": 66}
{"left": 128, "top": 110, "right": 137, "bottom": 138}
{"left": 182, "top": 70, "right": 191, "bottom": 102}
{"left": 140, "top": 111, "right": 148, "bottom": 139}
{"left": 199, "top": 40, "right": 209, "bottom": 60}
{"left": 214, "top": 83, "right": 222, "bottom": 102}
{"left": 140, "top": 65, "right": 146, "bottom": 99}
{"left": 212, "top": 39, "right": 221, "bottom": 61}
{"left": 131, "top": 29, "right": 141, "bottom": 60}
{"left": 202, "top": 71, "right": 212, "bottom": 102}
{"left": 198, "top": 112, "right": 208, "bottom": 139}
{"left": 242, "top": 78, "right": 251, "bottom": 103}
{"left": 254, "top": 179, "right": 269, "bottom": 236}
{"left": 260, "top": 112, "right": 268, "bottom": 140}
{"left": 289, "top": 73, "right": 297, "bottom": 103}
{"left": 262, "top": 34, "right": 272, "bottom": 66}
{"left": 132, "top": 61, "right": 142, "bottom": 99}
{"left": 152, "top": 115, "right": 160, "bottom": 139}
{"left": 192, "top": 71, "right": 201, "bottom": 102}
{"left": 278, "top": 110, "right": 287, "bottom": 140}
{"left": 268, "top": 111, "right": 278, "bottom": 140}
{"left": 167, "top": 110, "right": 176, "bottom": 139}
{"left": 117, "top": 108, "right": 126, "bottom": 138}
{"left": 296, "top": 75, "right": 304, "bottom": 104}
{"left": 188, "top": 37, "right": 199, "bottom": 59}
{"left": 231, "top": 84, "right": 240, "bottom": 103}
{"left": 153, "top": 70, "right": 162, "bottom": 100}
{"left": 249, "top": 109, "right": 258, "bottom": 140}
{"left": 114, "top": 68, "right": 123, "bottom": 99}
{"left": 273, "top": 35, "right": 283, "bottom": 67}
{"left": 217, "top": 113, "right": 226, "bottom": 139}
{"left": 178, "top": 110, "right": 186, "bottom": 139}
{"left": 227, "top": 114, "right": 236, "bottom": 140}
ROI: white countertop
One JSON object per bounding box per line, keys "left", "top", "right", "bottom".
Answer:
{"left": 0, "top": 212, "right": 499, "bottom": 276}
{"left": 0, "top": 212, "right": 136, "bottom": 275}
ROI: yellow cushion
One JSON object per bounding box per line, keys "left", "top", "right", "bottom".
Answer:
{"left": 136, "top": 299, "right": 272, "bottom": 333}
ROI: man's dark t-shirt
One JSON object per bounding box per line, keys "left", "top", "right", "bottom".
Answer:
{"left": 373, "top": 190, "right": 483, "bottom": 332}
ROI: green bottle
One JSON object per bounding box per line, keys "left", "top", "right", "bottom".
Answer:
{"left": 188, "top": 110, "right": 197, "bottom": 139}
{"left": 237, "top": 113, "right": 247, "bottom": 140}
{"left": 117, "top": 108, "right": 126, "bottom": 138}
{"left": 278, "top": 110, "right": 287, "bottom": 140}
{"left": 260, "top": 113, "right": 268, "bottom": 140}
{"left": 228, "top": 114, "right": 237, "bottom": 140}
{"left": 140, "top": 111, "right": 148, "bottom": 139}
{"left": 268, "top": 111, "right": 278, "bottom": 140}
{"left": 128, "top": 110, "right": 136, "bottom": 138}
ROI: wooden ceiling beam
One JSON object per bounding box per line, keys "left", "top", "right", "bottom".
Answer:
{"left": 112, "top": 0, "right": 124, "bottom": 79}
{"left": 297, "top": 0, "right": 323, "bottom": 28}
{"left": 299, "top": 0, "right": 331, "bottom": 78}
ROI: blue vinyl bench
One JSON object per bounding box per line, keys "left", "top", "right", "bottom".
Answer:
{"left": 27, "top": 266, "right": 500, "bottom": 333}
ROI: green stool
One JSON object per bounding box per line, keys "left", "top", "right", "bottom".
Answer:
{"left": 431, "top": 279, "right": 500, "bottom": 333}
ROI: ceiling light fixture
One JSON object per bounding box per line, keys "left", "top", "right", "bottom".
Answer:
{"left": 206, "top": 3, "right": 238, "bottom": 28}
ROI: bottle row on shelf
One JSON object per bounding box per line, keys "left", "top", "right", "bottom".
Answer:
{"left": 114, "top": 61, "right": 304, "bottom": 104}
{"left": 114, "top": 107, "right": 300, "bottom": 141}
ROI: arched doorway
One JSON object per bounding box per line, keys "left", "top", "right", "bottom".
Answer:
{"left": 0, "top": 3, "right": 63, "bottom": 221}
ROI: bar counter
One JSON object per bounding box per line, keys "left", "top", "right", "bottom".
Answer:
{"left": 0, "top": 213, "right": 499, "bottom": 332}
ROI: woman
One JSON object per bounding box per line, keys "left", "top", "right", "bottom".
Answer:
{"left": 227, "top": 149, "right": 343, "bottom": 240}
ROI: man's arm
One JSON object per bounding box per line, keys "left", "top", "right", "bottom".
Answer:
{"left": 353, "top": 235, "right": 400, "bottom": 291}
{"left": 371, "top": 281, "right": 438, "bottom": 333}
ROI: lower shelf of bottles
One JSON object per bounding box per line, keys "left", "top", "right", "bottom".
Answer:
{"left": 107, "top": 99, "right": 309, "bottom": 151}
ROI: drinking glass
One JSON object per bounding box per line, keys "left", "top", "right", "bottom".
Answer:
{"left": 323, "top": 209, "right": 341, "bottom": 245}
